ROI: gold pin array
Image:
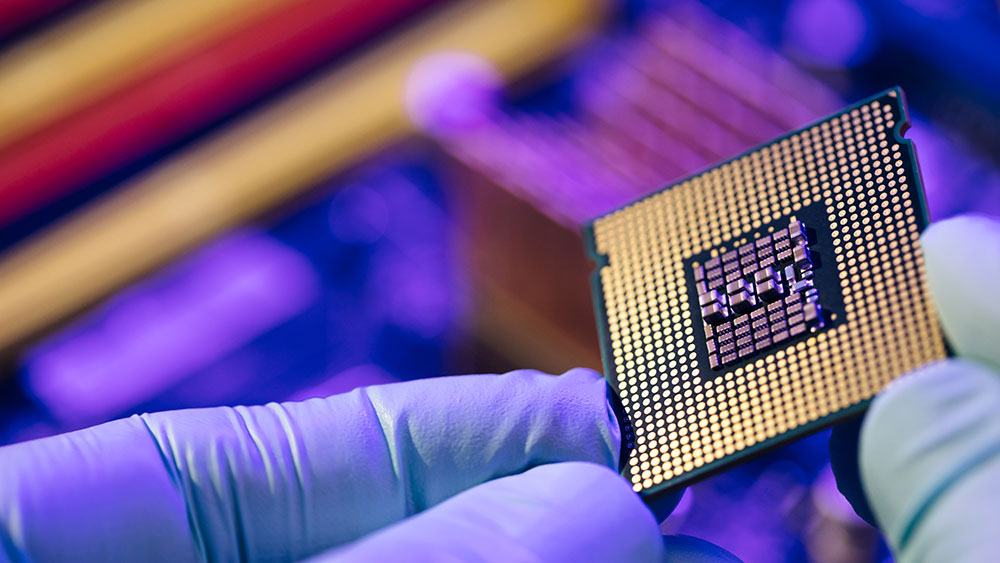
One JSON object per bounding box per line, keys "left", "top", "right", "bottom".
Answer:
{"left": 591, "top": 94, "right": 946, "bottom": 493}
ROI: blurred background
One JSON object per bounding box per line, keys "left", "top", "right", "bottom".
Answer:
{"left": 0, "top": 0, "right": 997, "bottom": 560}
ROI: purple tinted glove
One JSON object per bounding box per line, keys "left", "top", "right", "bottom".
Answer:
{"left": 0, "top": 369, "right": 670, "bottom": 561}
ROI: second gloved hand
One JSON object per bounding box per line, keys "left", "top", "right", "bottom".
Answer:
{"left": 832, "top": 215, "right": 1000, "bottom": 562}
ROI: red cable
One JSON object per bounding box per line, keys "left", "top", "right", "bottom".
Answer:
{"left": 0, "top": 0, "right": 435, "bottom": 225}
{"left": 0, "top": 0, "right": 76, "bottom": 38}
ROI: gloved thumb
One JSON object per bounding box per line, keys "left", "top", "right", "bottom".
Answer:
{"left": 311, "top": 462, "right": 664, "bottom": 562}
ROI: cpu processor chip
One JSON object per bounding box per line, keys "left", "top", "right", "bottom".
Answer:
{"left": 584, "top": 89, "right": 947, "bottom": 497}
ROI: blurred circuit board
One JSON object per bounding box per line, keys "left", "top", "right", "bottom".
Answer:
{"left": 1, "top": 155, "right": 461, "bottom": 441}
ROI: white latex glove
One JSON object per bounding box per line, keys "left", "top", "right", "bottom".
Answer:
{"left": 0, "top": 368, "right": 673, "bottom": 561}
{"left": 833, "top": 214, "right": 1000, "bottom": 562}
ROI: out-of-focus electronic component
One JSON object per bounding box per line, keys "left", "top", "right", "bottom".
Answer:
{"left": 585, "top": 88, "right": 948, "bottom": 498}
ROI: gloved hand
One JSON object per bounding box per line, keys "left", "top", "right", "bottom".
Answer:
{"left": 6, "top": 216, "right": 992, "bottom": 563}
{"left": 0, "top": 368, "right": 676, "bottom": 561}
{"left": 832, "top": 214, "right": 1000, "bottom": 561}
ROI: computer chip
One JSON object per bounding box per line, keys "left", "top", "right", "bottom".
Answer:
{"left": 584, "top": 88, "right": 947, "bottom": 498}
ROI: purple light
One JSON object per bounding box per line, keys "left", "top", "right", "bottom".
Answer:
{"left": 404, "top": 52, "right": 502, "bottom": 138}
{"left": 811, "top": 464, "right": 865, "bottom": 524}
{"left": 783, "top": 0, "right": 875, "bottom": 69}
{"left": 907, "top": 117, "right": 1000, "bottom": 219}
{"left": 898, "top": 0, "right": 968, "bottom": 19}
{"left": 25, "top": 232, "right": 319, "bottom": 427}
{"left": 329, "top": 183, "right": 390, "bottom": 245}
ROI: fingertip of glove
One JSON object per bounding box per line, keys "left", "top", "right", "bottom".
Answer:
{"left": 922, "top": 214, "right": 1000, "bottom": 249}
{"left": 921, "top": 214, "right": 1000, "bottom": 287}
{"left": 921, "top": 215, "right": 1000, "bottom": 370}
{"left": 529, "top": 461, "right": 640, "bottom": 510}
{"left": 555, "top": 367, "right": 623, "bottom": 469}
{"left": 528, "top": 462, "right": 664, "bottom": 557}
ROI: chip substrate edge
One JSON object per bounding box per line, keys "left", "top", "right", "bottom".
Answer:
{"left": 583, "top": 87, "right": 945, "bottom": 499}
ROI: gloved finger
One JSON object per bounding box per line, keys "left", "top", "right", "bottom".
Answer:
{"left": 310, "top": 462, "right": 665, "bottom": 562}
{"left": 829, "top": 213, "right": 1000, "bottom": 525}
{"left": 0, "top": 368, "right": 619, "bottom": 562}
{"left": 0, "top": 417, "right": 200, "bottom": 562}
{"left": 859, "top": 359, "right": 1000, "bottom": 560}
{"left": 921, "top": 214, "right": 1000, "bottom": 371}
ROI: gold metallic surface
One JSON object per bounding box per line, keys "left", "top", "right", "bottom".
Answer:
{"left": 591, "top": 93, "right": 947, "bottom": 493}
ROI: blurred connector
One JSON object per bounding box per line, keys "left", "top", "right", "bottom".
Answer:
{"left": 406, "top": 52, "right": 503, "bottom": 138}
